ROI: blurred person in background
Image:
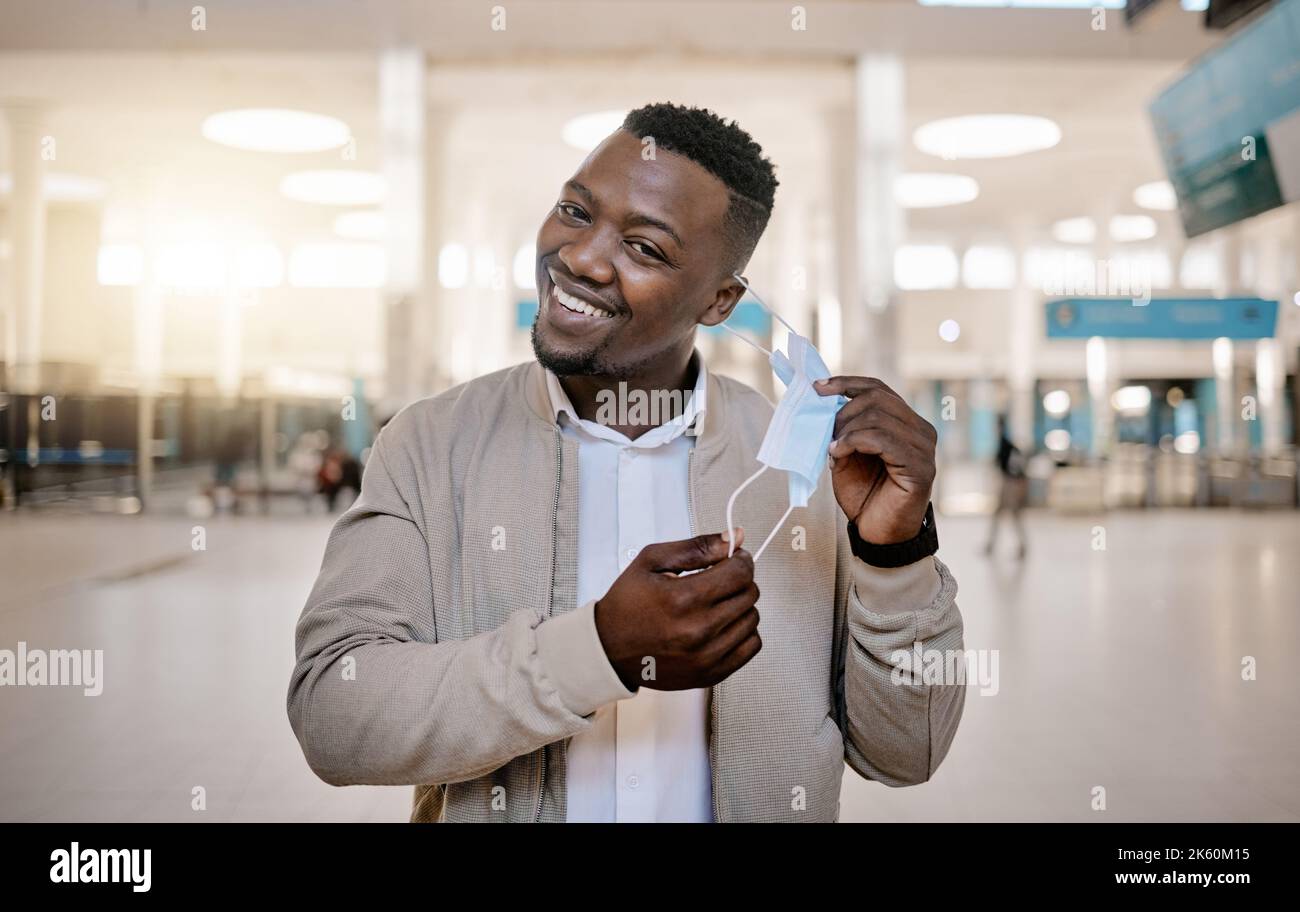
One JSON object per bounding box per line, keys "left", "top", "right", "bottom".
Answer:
{"left": 213, "top": 422, "right": 251, "bottom": 514}
{"left": 316, "top": 443, "right": 362, "bottom": 513}
{"left": 985, "top": 414, "right": 1029, "bottom": 559}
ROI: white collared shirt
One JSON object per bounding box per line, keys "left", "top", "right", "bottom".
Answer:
{"left": 545, "top": 364, "right": 713, "bottom": 823}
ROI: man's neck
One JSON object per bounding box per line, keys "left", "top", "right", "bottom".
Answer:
{"left": 558, "top": 352, "right": 697, "bottom": 441}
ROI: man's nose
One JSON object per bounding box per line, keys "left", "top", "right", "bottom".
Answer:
{"left": 557, "top": 228, "right": 617, "bottom": 286}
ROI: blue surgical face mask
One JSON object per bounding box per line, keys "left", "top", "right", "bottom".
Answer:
{"left": 720, "top": 275, "right": 845, "bottom": 561}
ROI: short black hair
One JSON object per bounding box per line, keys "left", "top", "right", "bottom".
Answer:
{"left": 621, "top": 102, "right": 778, "bottom": 272}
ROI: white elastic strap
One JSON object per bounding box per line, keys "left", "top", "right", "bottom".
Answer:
{"left": 732, "top": 273, "right": 799, "bottom": 337}
{"left": 718, "top": 322, "right": 772, "bottom": 357}
{"left": 752, "top": 502, "right": 795, "bottom": 564}
{"left": 725, "top": 463, "right": 768, "bottom": 558}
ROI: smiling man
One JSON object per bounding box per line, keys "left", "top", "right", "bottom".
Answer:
{"left": 288, "top": 102, "right": 964, "bottom": 823}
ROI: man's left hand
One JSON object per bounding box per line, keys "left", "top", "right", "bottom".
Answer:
{"left": 814, "top": 376, "right": 937, "bottom": 545}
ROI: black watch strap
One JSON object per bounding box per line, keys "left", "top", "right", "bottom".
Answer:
{"left": 847, "top": 502, "right": 938, "bottom": 568}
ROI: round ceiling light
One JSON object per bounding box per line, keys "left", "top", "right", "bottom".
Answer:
{"left": 913, "top": 114, "right": 1061, "bottom": 160}
{"left": 1133, "top": 180, "right": 1177, "bottom": 212}
{"left": 279, "top": 170, "right": 386, "bottom": 206}
{"left": 1051, "top": 217, "right": 1097, "bottom": 245}
{"left": 202, "top": 108, "right": 351, "bottom": 153}
{"left": 895, "top": 173, "right": 979, "bottom": 208}
{"left": 561, "top": 111, "right": 627, "bottom": 151}
{"left": 1109, "top": 214, "right": 1157, "bottom": 243}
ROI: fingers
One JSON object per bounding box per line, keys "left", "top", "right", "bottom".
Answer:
{"left": 701, "top": 598, "right": 761, "bottom": 659}
{"left": 815, "top": 375, "right": 907, "bottom": 403}
{"left": 641, "top": 532, "right": 732, "bottom": 573}
{"left": 829, "top": 423, "right": 936, "bottom": 486}
{"left": 693, "top": 579, "right": 761, "bottom": 640}
{"left": 818, "top": 376, "right": 937, "bottom": 442}
{"left": 707, "top": 630, "right": 763, "bottom": 683}
{"left": 831, "top": 408, "right": 929, "bottom": 459}
{"left": 829, "top": 386, "right": 924, "bottom": 439}
{"left": 673, "top": 547, "right": 754, "bottom": 605}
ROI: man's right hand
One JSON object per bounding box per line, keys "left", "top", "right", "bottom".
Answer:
{"left": 594, "top": 530, "right": 762, "bottom": 692}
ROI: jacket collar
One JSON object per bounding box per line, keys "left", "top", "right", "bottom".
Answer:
{"left": 521, "top": 350, "right": 728, "bottom": 453}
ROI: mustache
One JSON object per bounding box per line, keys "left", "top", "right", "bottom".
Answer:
{"left": 542, "top": 258, "right": 626, "bottom": 315}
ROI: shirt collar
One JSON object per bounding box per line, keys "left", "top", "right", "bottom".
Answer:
{"left": 544, "top": 354, "right": 708, "bottom": 449}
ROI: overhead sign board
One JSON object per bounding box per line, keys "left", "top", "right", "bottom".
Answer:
{"left": 1046, "top": 297, "right": 1278, "bottom": 339}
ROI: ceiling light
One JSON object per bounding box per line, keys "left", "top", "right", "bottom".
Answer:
{"left": 561, "top": 111, "right": 626, "bottom": 151}
{"left": 1051, "top": 217, "right": 1097, "bottom": 245}
{"left": 913, "top": 114, "right": 1061, "bottom": 160}
{"left": 894, "top": 173, "right": 979, "bottom": 208}
{"left": 1045, "top": 429, "right": 1072, "bottom": 452}
{"left": 1043, "top": 389, "right": 1071, "bottom": 417}
{"left": 1109, "top": 214, "right": 1157, "bottom": 243}
{"left": 280, "top": 170, "right": 386, "bottom": 206}
{"left": 962, "top": 245, "right": 1016, "bottom": 289}
{"left": 155, "top": 242, "right": 227, "bottom": 291}
{"left": 1111, "top": 385, "right": 1153, "bottom": 415}
{"left": 97, "top": 244, "right": 144, "bottom": 287}
{"left": 333, "top": 211, "right": 386, "bottom": 240}
{"left": 938, "top": 319, "right": 961, "bottom": 343}
{"left": 235, "top": 244, "right": 284, "bottom": 288}
{"left": 288, "top": 243, "right": 386, "bottom": 288}
{"left": 895, "top": 245, "right": 959, "bottom": 290}
{"left": 202, "top": 108, "right": 351, "bottom": 153}
{"left": 1133, "top": 180, "right": 1177, "bottom": 212}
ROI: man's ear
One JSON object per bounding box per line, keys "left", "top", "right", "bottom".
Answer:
{"left": 698, "top": 276, "right": 747, "bottom": 327}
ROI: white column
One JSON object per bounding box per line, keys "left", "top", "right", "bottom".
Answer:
{"left": 831, "top": 56, "right": 905, "bottom": 388}
{"left": 1212, "top": 336, "right": 1236, "bottom": 454}
{"left": 1086, "top": 335, "right": 1114, "bottom": 458}
{"left": 2, "top": 103, "right": 48, "bottom": 394}
{"left": 1255, "top": 337, "right": 1284, "bottom": 454}
{"left": 379, "top": 48, "right": 427, "bottom": 413}
{"left": 1008, "top": 224, "right": 1037, "bottom": 451}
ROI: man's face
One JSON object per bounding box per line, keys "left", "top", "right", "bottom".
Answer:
{"left": 532, "top": 129, "right": 742, "bottom": 380}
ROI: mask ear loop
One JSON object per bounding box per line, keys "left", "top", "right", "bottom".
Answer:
{"left": 724, "top": 464, "right": 796, "bottom": 562}
{"left": 732, "top": 273, "right": 800, "bottom": 337}
{"left": 752, "top": 502, "right": 795, "bottom": 563}
{"left": 725, "top": 464, "right": 766, "bottom": 558}
{"left": 721, "top": 275, "right": 801, "bottom": 563}
{"left": 718, "top": 322, "right": 772, "bottom": 358}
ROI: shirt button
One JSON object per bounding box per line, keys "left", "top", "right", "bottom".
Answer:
{"left": 626, "top": 775, "right": 639, "bottom": 790}
{"left": 626, "top": 548, "right": 637, "bottom": 560}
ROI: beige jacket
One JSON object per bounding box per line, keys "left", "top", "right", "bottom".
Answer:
{"left": 287, "top": 360, "right": 965, "bottom": 822}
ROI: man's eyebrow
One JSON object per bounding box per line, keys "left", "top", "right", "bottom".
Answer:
{"left": 565, "top": 180, "right": 595, "bottom": 206}
{"left": 564, "top": 180, "right": 686, "bottom": 251}
{"left": 625, "top": 212, "right": 685, "bottom": 251}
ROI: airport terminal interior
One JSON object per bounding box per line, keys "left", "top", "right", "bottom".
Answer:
{"left": 1, "top": 0, "right": 1298, "bottom": 821}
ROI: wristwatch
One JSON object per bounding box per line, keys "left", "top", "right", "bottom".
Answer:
{"left": 846, "top": 502, "right": 938, "bottom": 568}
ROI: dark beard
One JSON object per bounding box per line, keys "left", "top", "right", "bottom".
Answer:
{"left": 530, "top": 315, "right": 603, "bottom": 377}
{"left": 530, "top": 314, "right": 663, "bottom": 381}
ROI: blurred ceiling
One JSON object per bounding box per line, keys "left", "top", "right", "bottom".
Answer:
{"left": 0, "top": 0, "right": 1217, "bottom": 60}
{"left": 0, "top": 1, "right": 1232, "bottom": 250}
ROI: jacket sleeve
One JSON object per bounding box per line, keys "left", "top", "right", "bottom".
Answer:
{"left": 286, "top": 430, "right": 633, "bottom": 788}
{"left": 832, "top": 530, "right": 965, "bottom": 786}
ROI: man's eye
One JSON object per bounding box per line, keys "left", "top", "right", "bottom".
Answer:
{"left": 556, "top": 203, "right": 589, "bottom": 222}
{"left": 627, "top": 240, "right": 664, "bottom": 261}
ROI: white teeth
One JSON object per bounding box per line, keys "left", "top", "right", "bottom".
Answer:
{"left": 554, "top": 285, "right": 611, "bottom": 318}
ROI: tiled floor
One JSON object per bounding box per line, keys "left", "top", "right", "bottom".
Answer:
{"left": 2, "top": 508, "right": 1297, "bottom": 821}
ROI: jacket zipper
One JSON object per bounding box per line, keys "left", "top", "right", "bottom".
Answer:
{"left": 688, "top": 447, "right": 724, "bottom": 824}
{"left": 534, "top": 426, "right": 563, "bottom": 823}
